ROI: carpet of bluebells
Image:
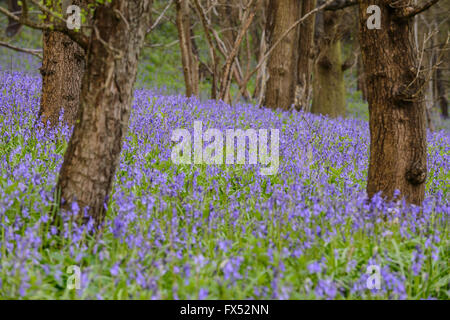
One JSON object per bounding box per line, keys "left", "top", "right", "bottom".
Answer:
{"left": 0, "top": 69, "right": 449, "bottom": 300}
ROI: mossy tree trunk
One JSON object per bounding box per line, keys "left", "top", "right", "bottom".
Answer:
{"left": 311, "top": 10, "right": 346, "bottom": 118}
{"left": 263, "top": 0, "right": 301, "bottom": 110}
{"left": 295, "top": 0, "right": 316, "bottom": 111}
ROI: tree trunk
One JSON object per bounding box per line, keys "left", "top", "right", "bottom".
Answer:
{"left": 5, "top": 0, "right": 21, "bottom": 37}
{"left": 434, "top": 3, "right": 449, "bottom": 120}
{"left": 263, "top": 0, "right": 301, "bottom": 110}
{"left": 39, "top": 31, "right": 85, "bottom": 126}
{"left": 356, "top": 49, "right": 367, "bottom": 100}
{"left": 176, "top": 0, "right": 199, "bottom": 97}
{"left": 56, "top": 0, "right": 152, "bottom": 226}
{"left": 436, "top": 62, "right": 448, "bottom": 119}
{"left": 418, "top": 6, "right": 435, "bottom": 131}
{"left": 311, "top": 10, "right": 346, "bottom": 117}
{"left": 295, "top": 0, "right": 316, "bottom": 111}
{"left": 435, "top": 37, "right": 448, "bottom": 119}
{"left": 253, "top": 28, "right": 268, "bottom": 105}
{"left": 38, "top": 1, "right": 85, "bottom": 127}
{"left": 217, "top": 0, "right": 238, "bottom": 51}
{"left": 358, "top": 1, "right": 428, "bottom": 205}
{"left": 250, "top": 0, "right": 268, "bottom": 102}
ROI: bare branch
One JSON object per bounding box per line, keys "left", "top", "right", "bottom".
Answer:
{"left": 392, "top": 0, "right": 440, "bottom": 19}
{"left": 193, "top": 0, "right": 220, "bottom": 98}
{"left": 0, "top": 40, "right": 42, "bottom": 59}
{"left": 324, "top": 0, "right": 358, "bottom": 11}
{"left": 145, "top": 35, "right": 201, "bottom": 48}
{"left": 0, "top": 2, "right": 89, "bottom": 49}
{"left": 218, "top": 5, "right": 257, "bottom": 100}
{"left": 93, "top": 25, "right": 123, "bottom": 59}
{"left": 148, "top": 0, "right": 173, "bottom": 33}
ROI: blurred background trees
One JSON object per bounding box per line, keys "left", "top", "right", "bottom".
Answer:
{"left": 2, "top": 0, "right": 447, "bottom": 122}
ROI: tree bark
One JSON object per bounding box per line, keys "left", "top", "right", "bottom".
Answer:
{"left": 250, "top": 0, "right": 268, "bottom": 102}
{"left": 358, "top": 0, "right": 429, "bottom": 205}
{"left": 38, "top": 0, "right": 85, "bottom": 127}
{"left": 176, "top": 0, "right": 199, "bottom": 97}
{"left": 56, "top": 0, "right": 152, "bottom": 226}
{"left": 295, "top": 0, "right": 316, "bottom": 111}
{"left": 39, "top": 31, "right": 85, "bottom": 126}
{"left": 418, "top": 5, "right": 435, "bottom": 131}
{"left": 217, "top": 0, "right": 238, "bottom": 51}
{"left": 436, "top": 62, "right": 448, "bottom": 119}
{"left": 433, "top": 2, "right": 449, "bottom": 119}
{"left": 311, "top": 10, "right": 346, "bottom": 117}
{"left": 356, "top": 52, "right": 367, "bottom": 100}
{"left": 263, "top": 0, "right": 301, "bottom": 110}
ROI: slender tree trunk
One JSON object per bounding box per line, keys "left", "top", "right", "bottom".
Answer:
{"left": 38, "top": 0, "right": 85, "bottom": 127}
{"left": 176, "top": 0, "right": 199, "bottom": 97}
{"left": 218, "top": 0, "right": 238, "bottom": 51}
{"left": 436, "top": 37, "right": 448, "bottom": 119}
{"left": 250, "top": 11, "right": 263, "bottom": 67}
{"left": 56, "top": 0, "right": 152, "bottom": 226}
{"left": 253, "top": 28, "right": 268, "bottom": 105}
{"left": 251, "top": 1, "right": 268, "bottom": 103}
{"left": 435, "top": 7, "right": 449, "bottom": 119}
{"left": 263, "top": 0, "right": 301, "bottom": 110}
{"left": 418, "top": 6, "right": 435, "bottom": 131}
{"left": 358, "top": 1, "right": 429, "bottom": 205}
{"left": 5, "top": 0, "right": 21, "bottom": 37}
{"left": 311, "top": 10, "right": 346, "bottom": 117}
{"left": 436, "top": 62, "right": 448, "bottom": 119}
{"left": 356, "top": 49, "right": 367, "bottom": 100}
{"left": 295, "top": 0, "right": 316, "bottom": 111}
